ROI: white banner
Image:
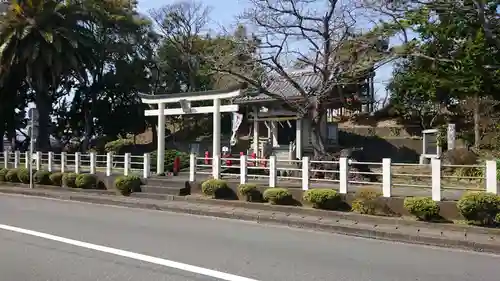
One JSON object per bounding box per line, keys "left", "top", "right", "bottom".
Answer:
{"left": 230, "top": 113, "right": 244, "bottom": 146}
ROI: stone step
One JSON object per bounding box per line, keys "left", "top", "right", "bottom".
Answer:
{"left": 139, "top": 185, "right": 189, "bottom": 196}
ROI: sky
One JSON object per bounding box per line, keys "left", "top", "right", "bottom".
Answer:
{"left": 138, "top": 0, "right": 394, "bottom": 106}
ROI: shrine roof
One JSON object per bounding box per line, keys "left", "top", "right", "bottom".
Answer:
{"left": 235, "top": 69, "right": 321, "bottom": 103}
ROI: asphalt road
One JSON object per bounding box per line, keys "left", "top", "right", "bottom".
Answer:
{"left": 0, "top": 195, "right": 498, "bottom": 281}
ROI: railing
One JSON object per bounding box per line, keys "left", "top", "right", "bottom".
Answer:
{"left": 190, "top": 154, "right": 499, "bottom": 201}
{"left": 0, "top": 151, "right": 151, "bottom": 178}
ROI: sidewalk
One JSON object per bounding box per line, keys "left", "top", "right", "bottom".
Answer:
{"left": 0, "top": 185, "right": 498, "bottom": 254}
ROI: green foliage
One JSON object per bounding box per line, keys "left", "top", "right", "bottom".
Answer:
{"left": 238, "top": 184, "right": 261, "bottom": 202}
{"left": 263, "top": 188, "right": 293, "bottom": 205}
{"left": 104, "top": 139, "right": 134, "bottom": 154}
{"left": 5, "top": 169, "right": 19, "bottom": 182}
{"left": 114, "top": 175, "right": 142, "bottom": 196}
{"left": 151, "top": 150, "right": 189, "bottom": 172}
{"left": 403, "top": 197, "right": 440, "bottom": 221}
{"left": 49, "top": 172, "right": 64, "bottom": 186}
{"left": 201, "top": 179, "right": 233, "bottom": 199}
{"left": 75, "top": 174, "right": 98, "bottom": 189}
{"left": 62, "top": 173, "right": 78, "bottom": 188}
{"left": 457, "top": 192, "right": 500, "bottom": 225}
{"left": 17, "top": 168, "right": 30, "bottom": 184}
{"left": 0, "top": 168, "right": 7, "bottom": 182}
{"left": 351, "top": 187, "right": 383, "bottom": 215}
{"left": 34, "top": 170, "right": 51, "bottom": 185}
{"left": 303, "top": 189, "right": 342, "bottom": 210}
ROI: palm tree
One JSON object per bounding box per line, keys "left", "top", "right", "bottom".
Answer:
{"left": 0, "top": 0, "right": 98, "bottom": 151}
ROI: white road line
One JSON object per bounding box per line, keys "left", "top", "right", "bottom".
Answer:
{"left": 0, "top": 223, "right": 260, "bottom": 281}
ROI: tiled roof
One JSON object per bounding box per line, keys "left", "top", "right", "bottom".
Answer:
{"left": 234, "top": 69, "right": 321, "bottom": 103}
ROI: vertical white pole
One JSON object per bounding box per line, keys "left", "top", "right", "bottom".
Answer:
{"left": 486, "top": 160, "right": 498, "bottom": 194}
{"left": 90, "top": 152, "right": 96, "bottom": 174}
{"left": 143, "top": 153, "right": 150, "bottom": 179}
{"left": 24, "top": 152, "right": 29, "bottom": 168}
{"left": 253, "top": 107, "right": 259, "bottom": 155}
{"left": 48, "top": 152, "right": 54, "bottom": 172}
{"left": 61, "top": 152, "right": 66, "bottom": 173}
{"left": 35, "top": 151, "right": 41, "bottom": 170}
{"left": 339, "top": 157, "right": 349, "bottom": 194}
{"left": 3, "top": 151, "right": 8, "bottom": 168}
{"left": 269, "top": 155, "right": 277, "bottom": 188}
{"left": 295, "top": 119, "right": 302, "bottom": 159}
{"left": 301, "top": 156, "right": 309, "bottom": 190}
{"left": 14, "top": 151, "right": 20, "bottom": 168}
{"left": 189, "top": 153, "right": 196, "bottom": 182}
{"left": 240, "top": 155, "right": 247, "bottom": 185}
{"left": 382, "top": 158, "right": 392, "bottom": 197}
{"left": 431, "top": 158, "right": 441, "bottom": 201}
{"left": 74, "top": 152, "right": 80, "bottom": 174}
{"left": 271, "top": 121, "right": 278, "bottom": 147}
{"left": 124, "top": 153, "right": 131, "bottom": 176}
{"left": 212, "top": 98, "right": 221, "bottom": 179}
{"left": 106, "top": 152, "right": 112, "bottom": 176}
{"left": 157, "top": 102, "right": 166, "bottom": 175}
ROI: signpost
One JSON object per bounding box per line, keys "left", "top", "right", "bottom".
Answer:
{"left": 28, "top": 108, "right": 39, "bottom": 189}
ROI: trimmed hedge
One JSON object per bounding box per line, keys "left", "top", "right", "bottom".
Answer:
{"left": 238, "top": 183, "right": 261, "bottom": 202}
{"left": 104, "top": 139, "right": 134, "bottom": 154}
{"left": 114, "top": 175, "right": 141, "bottom": 196}
{"left": 5, "top": 169, "right": 19, "bottom": 182}
{"left": 457, "top": 192, "right": 500, "bottom": 226}
{"left": 201, "top": 179, "right": 233, "bottom": 199}
{"left": 351, "top": 187, "right": 383, "bottom": 215}
{"left": 49, "top": 172, "right": 64, "bottom": 186}
{"left": 0, "top": 168, "right": 7, "bottom": 182}
{"left": 263, "top": 188, "right": 293, "bottom": 205}
{"left": 151, "top": 149, "right": 189, "bottom": 173}
{"left": 403, "top": 197, "right": 440, "bottom": 221}
{"left": 17, "top": 168, "right": 30, "bottom": 184}
{"left": 62, "top": 173, "right": 78, "bottom": 188}
{"left": 303, "top": 189, "right": 341, "bottom": 210}
{"left": 75, "top": 174, "right": 98, "bottom": 189}
{"left": 34, "top": 170, "right": 51, "bottom": 185}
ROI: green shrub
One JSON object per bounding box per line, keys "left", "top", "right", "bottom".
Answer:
{"left": 114, "top": 175, "right": 141, "bottom": 196}
{"left": 62, "top": 173, "right": 78, "bottom": 188}
{"left": 303, "top": 189, "right": 341, "bottom": 210}
{"left": 75, "top": 174, "right": 98, "bottom": 189}
{"left": 34, "top": 170, "right": 51, "bottom": 185}
{"left": 125, "top": 174, "right": 142, "bottom": 192}
{"left": 17, "top": 168, "right": 30, "bottom": 184}
{"left": 201, "top": 179, "right": 233, "bottom": 199}
{"left": 104, "top": 138, "right": 134, "bottom": 154}
{"left": 263, "top": 188, "right": 293, "bottom": 205}
{"left": 457, "top": 192, "right": 500, "bottom": 225}
{"left": 5, "top": 169, "right": 19, "bottom": 182}
{"left": 151, "top": 149, "right": 189, "bottom": 172}
{"left": 403, "top": 197, "right": 440, "bottom": 221}
{"left": 238, "top": 184, "right": 262, "bottom": 202}
{"left": 49, "top": 172, "right": 64, "bottom": 186}
{"left": 351, "top": 187, "right": 383, "bottom": 215}
{"left": 0, "top": 168, "right": 7, "bottom": 182}
{"left": 496, "top": 213, "right": 500, "bottom": 224}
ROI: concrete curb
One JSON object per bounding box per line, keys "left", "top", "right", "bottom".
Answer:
{"left": 0, "top": 186, "right": 499, "bottom": 254}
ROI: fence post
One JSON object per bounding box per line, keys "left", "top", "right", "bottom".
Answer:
{"left": 269, "top": 155, "right": 277, "bottom": 188}
{"left": 61, "top": 152, "right": 66, "bottom": 173}
{"left": 124, "top": 153, "right": 131, "bottom": 176}
{"left": 212, "top": 154, "right": 220, "bottom": 179}
{"left": 240, "top": 155, "right": 247, "bottom": 185}
{"left": 48, "top": 152, "right": 54, "bottom": 172}
{"left": 36, "top": 151, "right": 42, "bottom": 170}
{"left": 14, "top": 151, "right": 20, "bottom": 168}
{"left": 143, "top": 153, "right": 150, "bottom": 179}
{"left": 382, "top": 158, "right": 392, "bottom": 197}
{"left": 431, "top": 158, "right": 441, "bottom": 201}
{"left": 74, "top": 152, "right": 80, "bottom": 174}
{"left": 24, "top": 152, "right": 29, "bottom": 168}
{"left": 301, "top": 156, "right": 309, "bottom": 191}
{"left": 106, "top": 152, "right": 112, "bottom": 176}
{"left": 3, "top": 151, "right": 8, "bottom": 168}
{"left": 90, "top": 152, "right": 96, "bottom": 174}
{"left": 486, "top": 160, "right": 498, "bottom": 194}
{"left": 339, "top": 157, "right": 349, "bottom": 194}
{"left": 189, "top": 153, "right": 196, "bottom": 182}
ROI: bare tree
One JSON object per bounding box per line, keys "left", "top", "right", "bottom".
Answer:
{"left": 208, "top": 0, "right": 391, "bottom": 159}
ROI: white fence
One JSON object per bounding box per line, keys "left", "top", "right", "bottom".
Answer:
{"left": 0, "top": 151, "right": 150, "bottom": 178}
{"left": 191, "top": 154, "right": 500, "bottom": 201}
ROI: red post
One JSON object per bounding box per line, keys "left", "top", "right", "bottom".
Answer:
{"left": 173, "top": 156, "right": 180, "bottom": 175}
{"left": 204, "top": 151, "right": 210, "bottom": 165}
{"left": 251, "top": 152, "right": 256, "bottom": 167}
{"left": 225, "top": 153, "right": 232, "bottom": 166}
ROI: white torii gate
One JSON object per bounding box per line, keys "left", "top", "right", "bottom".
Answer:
{"left": 140, "top": 87, "right": 243, "bottom": 178}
